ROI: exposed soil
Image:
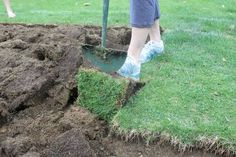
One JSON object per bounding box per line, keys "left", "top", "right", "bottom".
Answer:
{"left": 0, "top": 23, "right": 221, "bottom": 157}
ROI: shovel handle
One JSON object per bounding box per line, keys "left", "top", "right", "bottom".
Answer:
{"left": 102, "top": 0, "right": 109, "bottom": 48}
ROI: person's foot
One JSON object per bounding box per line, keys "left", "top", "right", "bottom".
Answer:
{"left": 117, "top": 56, "right": 141, "bottom": 81}
{"left": 140, "top": 40, "right": 164, "bottom": 64}
{"left": 7, "top": 11, "right": 16, "bottom": 18}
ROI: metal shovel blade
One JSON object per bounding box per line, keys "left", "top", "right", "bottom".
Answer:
{"left": 82, "top": 45, "right": 126, "bottom": 73}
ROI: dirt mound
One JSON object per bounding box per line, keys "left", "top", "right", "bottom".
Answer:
{"left": 0, "top": 24, "right": 219, "bottom": 157}
{"left": 0, "top": 25, "right": 82, "bottom": 124}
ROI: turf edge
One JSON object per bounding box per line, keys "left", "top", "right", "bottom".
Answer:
{"left": 110, "top": 121, "right": 236, "bottom": 157}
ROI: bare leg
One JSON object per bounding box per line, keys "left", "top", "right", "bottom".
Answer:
{"left": 127, "top": 27, "right": 150, "bottom": 64}
{"left": 3, "top": 0, "right": 16, "bottom": 18}
{"left": 117, "top": 27, "right": 150, "bottom": 81}
{"left": 149, "top": 19, "right": 161, "bottom": 42}
{"left": 139, "top": 20, "right": 164, "bottom": 64}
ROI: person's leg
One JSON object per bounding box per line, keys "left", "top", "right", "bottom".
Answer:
{"left": 117, "top": 27, "right": 149, "bottom": 81}
{"left": 3, "top": 0, "right": 16, "bottom": 18}
{"left": 117, "top": 0, "right": 155, "bottom": 81}
{"left": 149, "top": 1, "right": 161, "bottom": 42}
{"left": 140, "top": 1, "right": 164, "bottom": 64}
{"left": 149, "top": 19, "right": 161, "bottom": 43}
{"left": 127, "top": 27, "right": 150, "bottom": 64}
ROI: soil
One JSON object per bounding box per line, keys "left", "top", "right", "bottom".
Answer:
{"left": 0, "top": 23, "right": 221, "bottom": 157}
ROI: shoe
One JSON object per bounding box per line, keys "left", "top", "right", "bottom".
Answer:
{"left": 7, "top": 12, "right": 16, "bottom": 18}
{"left": 117, "top": 56, "right": 140, "bottom": 81}
{"left": 140, "top": 40, "right": 164, "bottom": 64}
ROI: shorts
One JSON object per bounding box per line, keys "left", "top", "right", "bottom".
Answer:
{"left": 130, "top": 0, "right": 160, "bottom": 28}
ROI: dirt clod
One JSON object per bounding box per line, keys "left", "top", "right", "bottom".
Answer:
{"left": 44, "top": 129, "right": 96, "bottom": 157}
{"left": 0, "top": 136, "right": 35, "bottom": 157}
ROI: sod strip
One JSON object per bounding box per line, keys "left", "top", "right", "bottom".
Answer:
{"left": 76, "top": 68, "right": 130, "bottom": 121}
{"left": 111, "top": 32, "right": 236, "bottom": 156}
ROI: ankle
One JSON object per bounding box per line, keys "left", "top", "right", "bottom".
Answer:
{"left": 127, "top": 55, "right": 140, "bottom": 65}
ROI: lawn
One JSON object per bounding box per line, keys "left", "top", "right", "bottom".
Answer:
{"left": 1, "top": 0, "right": 236, "bottom": 155}
{"left": 0, "top": 0, "right": 129, "bottom": 25}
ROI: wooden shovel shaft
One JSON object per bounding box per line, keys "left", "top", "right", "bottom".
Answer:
{"left": 102, "top": 0, "right": 109, "bottom": 48}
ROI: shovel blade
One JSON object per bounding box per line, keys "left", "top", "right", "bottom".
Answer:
{"left": 82, "top": 45, "right": 126, "bottom": 73}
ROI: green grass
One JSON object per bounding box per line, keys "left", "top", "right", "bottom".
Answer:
{"left": 76, "top": 68, "right": 129, "bottom": 121}
{"left": 0, "top": 0, "right": 129, "bottom": 25}
{"left": 1, "top": 0, "right": 236, "bottom": 154}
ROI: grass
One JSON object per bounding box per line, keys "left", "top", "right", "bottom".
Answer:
{"left": 1, "top": 0, "right": 236, "bottom": 155}
{"left": 76, "top": 68, "right": 129, "bottom": 121}
{"left": 0, "top": 0, "right": 129, "bottom": 25}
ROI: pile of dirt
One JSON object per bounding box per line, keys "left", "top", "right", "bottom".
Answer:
{"left": 0, "top": 24, "right": 219, "bottom": 157}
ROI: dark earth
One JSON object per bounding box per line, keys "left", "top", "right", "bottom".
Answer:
{"left": 0, "top": 23, "right": 221, "bottom": 157}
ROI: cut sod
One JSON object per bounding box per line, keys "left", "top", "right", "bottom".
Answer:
{"left": 76, "top": 68, "right": 134, "bottom": 121}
